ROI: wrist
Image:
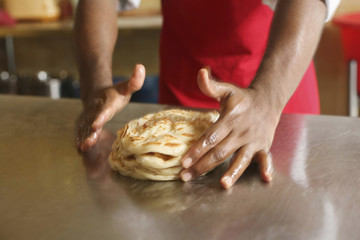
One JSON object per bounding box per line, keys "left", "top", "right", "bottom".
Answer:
{"left": 79, "top": 66, "right": 114, "bottom": 106}
{"left": 249, "top": 55, "right": 293, "bottom": 117}
{"left": 248, "top": 78, "right": 285, "bottom": 118}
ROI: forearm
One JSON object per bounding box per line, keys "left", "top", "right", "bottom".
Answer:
{"left": 250, "top": 0, "right": 327, "bottom": 113}
{"left": 74, "top": 0, "right": 119, "bottom": 104}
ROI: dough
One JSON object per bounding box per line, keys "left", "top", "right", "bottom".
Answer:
{"left": 109, "top": 109, "right": 219, "bottom": 181}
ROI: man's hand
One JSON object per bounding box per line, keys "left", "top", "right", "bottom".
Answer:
{"left": 180, "top": 68, "right": 279, "bottom": 189}
{"left": 75, "top": 64, "right": 145, "bottom": 152}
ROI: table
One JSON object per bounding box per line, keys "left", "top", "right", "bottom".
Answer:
{"left": 1, "top": 95, "right": 360, "bottom": 239}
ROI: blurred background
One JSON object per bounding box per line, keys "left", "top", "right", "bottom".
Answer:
{"left": 0, "top": 0, "right": 359, "bottom": 116}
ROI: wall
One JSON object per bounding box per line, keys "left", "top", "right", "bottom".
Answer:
{"left": 1, "top": 0, "right": 360, "bottom": 115}
{"left": 3, "top": 29, "right": 160, "bottom": 78}
{"left": 0, "top": 0, "right": 161, "bottom": 79}
{"left": 315, "top": 0, "right": 360, "bottom": 115}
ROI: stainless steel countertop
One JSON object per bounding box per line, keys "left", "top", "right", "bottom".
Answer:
{"left": 1, "top": 95, "right": 360, "bottom": 239}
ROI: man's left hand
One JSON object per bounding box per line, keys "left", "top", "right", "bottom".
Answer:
{"left": 180, "top": 68, "right": 280, "bottom": 189}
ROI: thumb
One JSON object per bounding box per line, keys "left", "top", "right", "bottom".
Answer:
{"left": 127, "top": 64, "right": 146, "bottom": 94}
{"left": 197, "top": 68, "right": 233, "bottom": 102}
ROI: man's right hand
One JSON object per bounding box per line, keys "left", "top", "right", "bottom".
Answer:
{"left": 75, "top": 64, "right": 146, "bottom": 152}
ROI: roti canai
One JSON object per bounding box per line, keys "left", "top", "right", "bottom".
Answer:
{"left": 109, "top": 109, "right": 219, "bottom": 181}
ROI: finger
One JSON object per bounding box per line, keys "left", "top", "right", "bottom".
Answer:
{"left": 181, "top": 118, "right": 231, "bottom": 169}
{"left": 81, "top": 128, "right": 102, "bottom": 152}
{"left": 92, "top": 105, "right": 114, "bottom": 130}
{"left": 197, "top": 68, "right": 234, "bottom": 102}
{"left": 254, "top": 150, "right": 273, "bottom": 182}
{"left": 220, "top": 145, "right": 254, "bottom": 189}
{"left": 75, "top": 116, "right": 88, "bottom": 150}
{"left": 127, "top": 64, "right": 146, "bottom": 94}
{"left": 88, "top": 65, "right": 145, "bottom": 145}
{"left": 180, "top": 132, "right": 240, "bottom": 182}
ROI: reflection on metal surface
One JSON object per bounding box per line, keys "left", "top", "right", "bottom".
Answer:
{"left": 290, "top": 119, "right": 309, "bottom": 188}
{"left": 82, "top": 130, "right": 115, "bottom": 181}
{"left": 81, "top": 129, "right": 230, "bottom": 213}
{"left": 115, "top": 179, "right": 195, "bottom": 212}
{"left": 1, "top": 96, "right": 360, "bottom": 239}
{"left": 316, "top": 196, "right": 338, "bottom": 240}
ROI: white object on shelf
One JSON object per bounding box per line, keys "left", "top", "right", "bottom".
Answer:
{"left": 349, "top": 60, "right": 358, "bottom": 117}
{"left": 49, "top": 78, "right": 60, "bottom": 99}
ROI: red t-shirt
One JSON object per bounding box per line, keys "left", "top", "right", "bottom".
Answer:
{"left": 158, "top": 0, "right": 320, "bottom": 114}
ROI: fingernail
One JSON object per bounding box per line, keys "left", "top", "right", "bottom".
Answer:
{"left": 182, "top": 158, "right": 192, "bottom": 168}
{"left": 265, "top": 173, "right": 272, "bottom": 182}
{"left": 221, "top": 176, "right": 233, "bottom": 189}
{"left": 138, "top": 64, "right": 145, "bottom": 74}
{"left": 91, "top": 131, "right": 98, "bottom": 140}
{"left": 181, "top": 172, "right": 192, "bottom": 182}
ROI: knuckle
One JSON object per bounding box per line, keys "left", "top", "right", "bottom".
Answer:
{"left": 236, "top": 128, "right": 249, "bottom": 138}
{"left": 211, "top": 148, "right": 226, "bottom": 163}
{"left": 244, "top": 151, "right": 253, "bottom": 162}
{"left": 193, "top": 147, "right": 201, "bottom": 156}
{"left": 191, "top": 164, "right": 206, "bottom": 176}
{"left": 188, "top": 146, "right": 202, "bottom": 160}
{"left": 241, "top": 148, "right": 253, "bottom": 164}
{"left": 203, "top": 131, "right": 218, "bottom": 147}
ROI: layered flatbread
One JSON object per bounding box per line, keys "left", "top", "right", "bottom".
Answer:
{"left": 109, "top": 109, "right": 219, "bottom": 181}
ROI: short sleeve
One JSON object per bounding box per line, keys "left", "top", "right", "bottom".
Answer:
{"left": 118, "top": 0, "right": 142, "bottom": 11}
{"left": 324, "top": 0, "right": 341, "bottom": 22}
{"left": 262, "top": 0, "right": 341, "bottom": 22}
